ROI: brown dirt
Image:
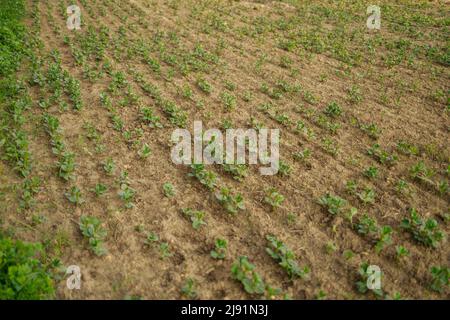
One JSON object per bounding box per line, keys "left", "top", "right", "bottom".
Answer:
{"left": 1, "top": 0, "right": 449, "bottom": 299}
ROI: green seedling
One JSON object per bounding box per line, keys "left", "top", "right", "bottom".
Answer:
{"left": 430, "top": 266, "right": 449, "bottom": 293}
{"left": 65, "top": 186, "right": 84, "bottom": 205}
{"left": 357, "top": 187, "right": 376, "bottom": 205}
{"left": 395, "top": 245, "right": 410, "bottom": 259}
{"left": 375, "top": 226, "right": 393, "bottom": 254}
{"left": 140, "top": 107, "right": 162, "bottom": 128}
{"left": 79, "top": 215, "right": 107, "bottom": 256}
{"left": 215, "top": 187, "right": 245, "bottom": 214}
{"left": 181, "top": 278, "right": 197, "bottom": 299}
{"left": 210, "top": 238, "right": 227, "bottom": 259}
{"left": 159, "top": 242, "right": 172, "bottom": 259}
{"left": 145, "top": 232, "right": 159, "bottom": 245}
{"left": 266, "top": 235, "right": 310, "bottom": 280}
{"left": 222, "top": 163, "right": 248, "bottom": 181}
{"left": 103, "top": 158, "right": 116, "bottom": 176}
{"left": 363, "top": 166, "right": 378, "bottom": 179}
{"left": 356, "top": 262, "right": 384, "bottom": 298}
{"left": 118, "top": 184, "right": 136, "bottom": 209}
{"left": 324, "top": 101, "right": 342, "bottom": 118}
{"left": 57, "top": 152, "right": 75, "bottom": 181}
{"left": 231, "top": 256, "right": 266, "bottom": 296}
{"left": 355, "top": 213, "right": 378, "bottom": 236}
{"left": 265, "top": 188, "right": 285, "bottom": 210}
{"left": 401, "top": 208, "right": 444, "bottom": 248}
{"left": 188, "top": 164, "right": 217, "bottom": 190}
{"left": 318, "top": 193, "right": 347, "bottom": 215}
{"left": 163, "top": 182, "right": 175, "bottom": 197}
{"left": 182, "top": 208, "right": 206, "bottom": 230}
{"left": 92, "top": 183, "right": 108, "bottom": 197}
{"left": 138, "top": 143, "right": 152, "bottom": 159}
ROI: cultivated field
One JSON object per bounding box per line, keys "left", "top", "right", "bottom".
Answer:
{"left": 0, "top": 0, "right": 449, "bottom": 299}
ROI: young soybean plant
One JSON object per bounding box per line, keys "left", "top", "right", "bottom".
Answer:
{"left": 118, "top": 183, "right": 136, "bottom": 209}
{"left": 182, "top": 208, "right": 206, "bottom": 230}
{"left": 356, "top": 262, "right": 384, "bottom": 298}
{"left": 65, "top": 186, "right": 84, "bottom": 205}
{"left": 181, "top": 278, "right": 197, "bottom": 299}
{"left": 138, "top": 143, "right": 151, "bottom": 159}
{"left": 162, "top": 182, "right": 175, "bottom": 198}
{"left": 103, "top": 157, "right": 116, "bottom": 176}
{"left": 79, "top": 215, "right": 107, "bottom": 256}
{"left": 215, "top": 187, "right": 245, "bottom": 214}
{"left": 188, "top": 164, "right": 217, "bottom": 190}
{"left": 429, "top": 266, "right": 449, "bottom": 293}
{"left": 210, "top": 238, "right": 227, "bottom": 259}
{"left": 265, "top": 188, "right": 285, "bottom": 211}
{"left": 375, "top": 226, "right": 393, "bottom": 254}
{"left": 91, "top": 183, "right": 108, "bottom": 197}
{"left": 266, "top": 235, "right": 310, "bottom": 280}
{"left": 231, "top": 256, "right": 282, "bottom": 299}
{"left": 318, "top": 193, "right": 347, "bottom": 215}
{"left": 401, "top": 208, "right": 444, "bottom": 248}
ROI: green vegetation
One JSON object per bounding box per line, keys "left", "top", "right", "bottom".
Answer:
{"left": 79, "top": 216, "right": 108, "bottom": 256}
{"left": 0, "top": 236, "right": 55, "bottom": 299}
